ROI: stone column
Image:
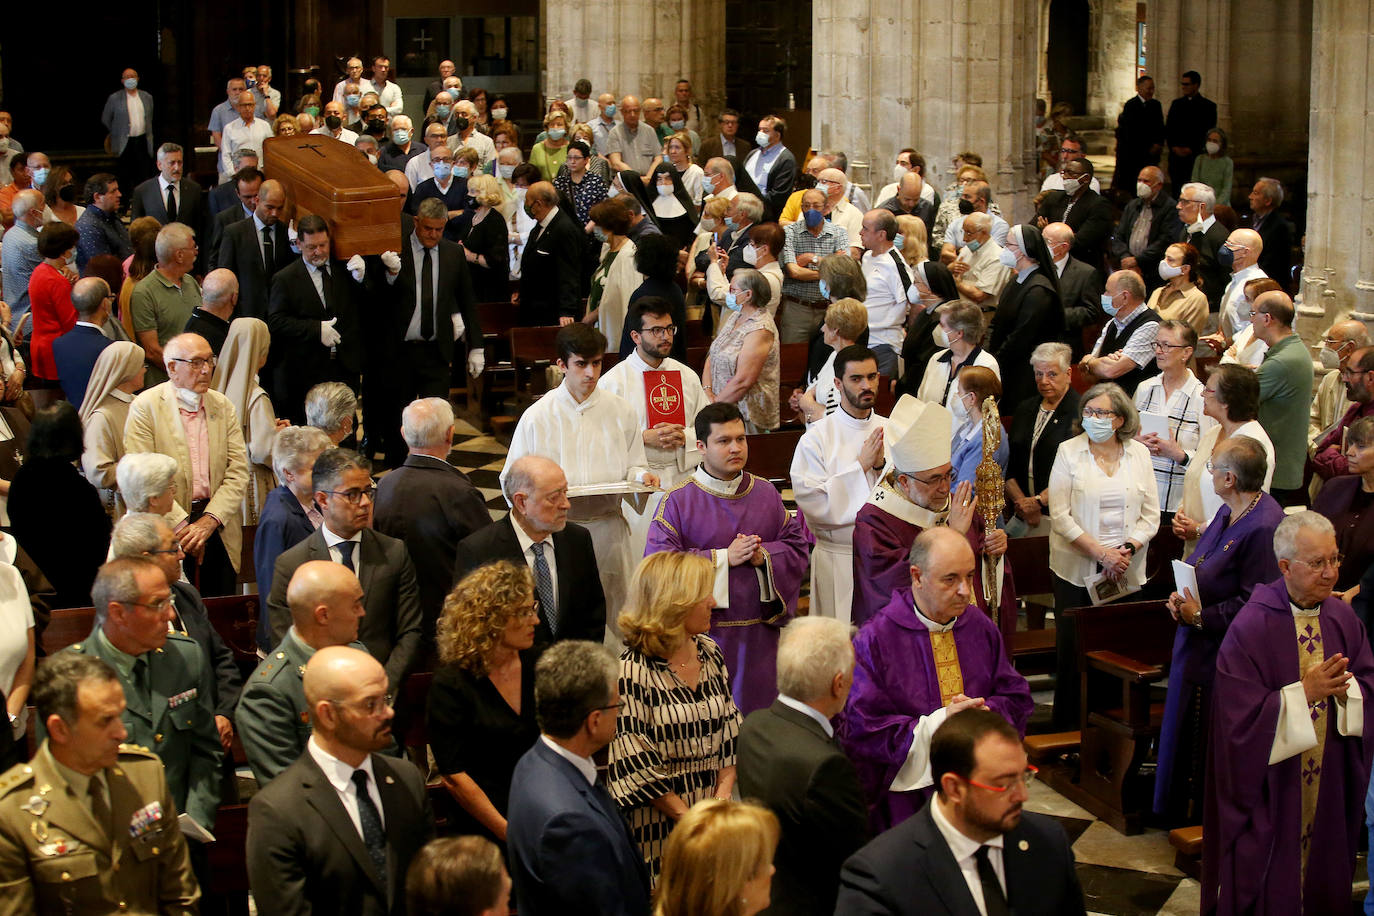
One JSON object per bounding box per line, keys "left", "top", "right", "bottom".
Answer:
{"left": 1297, "top": 0, "right": 1374, "bottom": 344}
{"left": 1085, "top": 0, "right": 1140, "bottom": 123}
{"left": 1147, "top": 0, "right": 1231, "bottom": 126}
{"left": 542, "top": 0, "right": 724, "bottom": 120}
{"left": 813, "top": 0, "right": 1041, "bottom": 218}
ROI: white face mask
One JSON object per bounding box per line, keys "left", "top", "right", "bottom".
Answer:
{"left": 892, "top": 163, "right": 909, "bottom": 182}
{"left": 742, "top": 244, "right": 758, "bottom": 266}
{"left": 174, "top": 386, "right": 202, "bottom": 412}
{"left": 1205, "top": 141, "right": 1221, "bottom": 155}
{"left": 932, "top": 326, "right": 954, "bottom": 349}
{"left": 950, "top": 391, "right": 970, "bottom": 424}
{"left": 1158, "top": 260, "right": 1184, "bottom": 280}
{"left": 1136, "top": 181, "right": 1152, "bottom": 199}
{"left": 700, "top": 217, "right": 716, "bottom": 232}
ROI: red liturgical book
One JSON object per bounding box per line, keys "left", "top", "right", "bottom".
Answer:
{"left": 644, "top": 370, "right": 687, "bottom": 427}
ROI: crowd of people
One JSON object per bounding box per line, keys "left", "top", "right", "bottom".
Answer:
{"left": 0, "top": 54, "right": 1365, "bottom": 916}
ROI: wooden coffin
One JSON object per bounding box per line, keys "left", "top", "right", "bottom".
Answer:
{"left": 262, "top": 135, "right": 404, "bottom": 258}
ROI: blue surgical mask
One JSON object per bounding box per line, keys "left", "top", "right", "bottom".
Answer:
{"left": 436, "top": 105, "right": 451, "bottom": 119}
{"left": 818, "top": 279, "right": 830, "bottom": 300}
{"left": 892, "top": 233, "right": 905, "bottom": 250}
{"left": 499, "top": 164, "right": 516, "bottom": 180}
{"left": 433, "top": 162, "right": 452, "bottom": 180}
{"left": 454, "top": 165, "right": 470, "bottom": 179}
{"left": 604, "top": 104, "right": 617, "bottom": 118}
{"left": 670, "top": 119, "right": 686, "bottom": 131}
{"left": 1083, "top": 416, "right": 1116, "bottom": 443}
{"left": 123, "top": 78, "right": 139, "bottom": 91}
{"left": 1100, "top": 292, "right": 1118, "bottom": 317}
{"left": 725, "top": 291, "right": 742, "bottom": 311}
{"left": 345, "top": 94, "right": 361, "bottom": 108}
{"left": 997, "top": 248, "right": 1018, "bottom": 270}
{"left": 592, "top": 227, "right": 608, "bottom": 243}
{"left": 393, "top": 129, "right": 411, "bottom": 145}
{"left": 31, "top": 168, "right": 49, "bottom": 187}
{"left": 802, "top": 209, "right": 824, "bottom": 230}
{"left": 724, "top": 216, "right": 737, "bottom": 231}
{"left": 1217, "top": 245, "right": 1235, "bottom": 269}
{"left": 548, "top": 128, "right": 567, "bottom": 141}
{"left": 966, "top": 239, "right": 981, "bottom": 253}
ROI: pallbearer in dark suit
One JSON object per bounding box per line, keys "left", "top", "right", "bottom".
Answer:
{"left": 206, "top": 167, "right": 262, "bottom": 265}
{"left": 215, "top": 178, "right": 294, "bottom": 319}
{"left": 737, "top": 616, "right": 868, "bottom": 916}
{"left": 267, "top": 215, "right": 362, "bottom": 425}
{"left": 246, "top": 646, "right": 433, "bottom": 916}
{"left": 131, "top": 143, "right": 207, "bottom": 235}
{"left": 517, "top": 181, "right": 584, "bottom": 326}
{"left": 836, "top": 709, "right": 1087, "bottom": 916}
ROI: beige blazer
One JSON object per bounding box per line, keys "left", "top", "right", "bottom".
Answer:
{"left": 124, "top": 382, "right": 249, "bottom": 571}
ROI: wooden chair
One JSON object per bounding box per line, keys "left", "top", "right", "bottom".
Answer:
{"left": 601, "top": 351, "right": 621, "bottom": 373}
{"left": 203, "top": 595, "right": 262, "bottom": 666}
{"left": 1002, "top": 536, "right": 1057, "bottom": 674}
{"left": 472, "top": 301, "right": 522, "bottom": 426}
{"left": 745, "top": 429, "right": 804, "bottom": 491}
{"left": 41, "top": 607, "right": 96, "bottom": 655}
{"left": 688, "top": 346, "right": 709, "bottom": 378}
{"left": 509, "top": 326, "right": 564, "bottom": 400}
{"left": 778, "top": 342, "right": 810, "bottom": 391}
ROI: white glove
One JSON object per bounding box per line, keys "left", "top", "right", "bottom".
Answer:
{"left": 346, "top": 254, "right": 366, "bottom": 283}
{"left": 451, "top": 312, "right": 466, "bottom": 341}
{"left": 320, "top": 317, "right": 342, "bottom": 348}
{"left": 467, "top": 348, "right": 485, "bottom": 377}
{"left": 380, "top": 250, "right": 402, "bottom": 273}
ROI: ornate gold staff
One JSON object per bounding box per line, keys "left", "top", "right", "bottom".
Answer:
{"left": 974, "top": 395, "right": 1005, "bottom": 621}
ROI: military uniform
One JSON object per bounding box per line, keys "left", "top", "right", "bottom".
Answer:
{"left": 0, "top": 741, "right": 199, "bottom": 915}
{"left": 62, "top": 631, "right": 223, "bottom": 830}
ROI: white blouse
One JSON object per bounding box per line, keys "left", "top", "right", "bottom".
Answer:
{"left": 0, "top": 560, "right": 33, "bottom": 737}
{"left": 1048, "top": 435, "right": 1161, "bottom": 588}
{"left": 915, "top": 348, "right": 1002, "bottom": 406}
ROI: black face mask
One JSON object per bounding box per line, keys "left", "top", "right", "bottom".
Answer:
{"left": 957, "top": 198, "right": 975, "bottom": 215}
{"left": 465, "top": 196, "right": 478, "bottom": 210}
{"left": 58, "top": 185, "right": 76, "bottom": 203}
{"left": 367, "top": 118, "right": 386, "bottom": 132}
{"left": 455, "top": 117, "right": 470, "bottom": 132}
{"left": 325, "top": 115, "right": 342, "bottom": 131}
{"left": 796, "top": 174, "right": 818, "bottom": 191}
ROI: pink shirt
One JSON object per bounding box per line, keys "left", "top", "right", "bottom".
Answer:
{"left": 177, "top": 405, "right": 212, "bottom": 501}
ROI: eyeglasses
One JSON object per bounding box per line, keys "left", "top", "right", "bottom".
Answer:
{"left": 327, "top": 486, "right": 377, "bottom": 505}
{"left": 1292, "top": 555, "right": 1344, "bottom": 573}
{"left": 168, "top": 356, "right": 216, "bottom": 372}
{"left": 1057, "top": 148, "right": 1081, "bottom": 155}
{"left": 594, "top": 701, "right": 626, "bottom": 713}
{"left": 908, "top": 469, "right": 955, "bottom": 486}
{"left": 128, "top": 597, "right": 175, "bottom": 612}
{"left": 1082, "top": 407, "right": 1119, "bottom": 419}
{"left": 965, "top": 765, "right": 1039, "bottom": 793}
{"left": 146, "top": 545, "right": 184, "bottom": 556}
{"left": 1151, "top": 341, "right": 1190, "bottom": 352}
{"left": 639, "top": 325, "right": 678, "bottom": 338}
{"left": 330, "top": 693, "right": 394, "bottom": 716}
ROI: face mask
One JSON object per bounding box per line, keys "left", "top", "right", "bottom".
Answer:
{"left": 755, "top": 130, "right": 770, "bottom": 147}
{"left": 1318, "top": 346, "right": 1341, "bottom": 370}
{"left": 966, "top": 239, "right": 982, "bottom": 254}
{"left": 346, "top": 94, "right": 361, "bottom": 108}
{"left": 950, "top": 392, "right": 970, "bottom": 424}
{"left": 548, "top": 128, "right": 567, "bottom": 141}
{"left": 1083, "top": 416, "right": 1116, "bottom": 443}
{"left": 803, "top": 209, "right": 824, "bottom": 230}
{"left": 604, "top": 104, "right": 617, "bottom": 118}
{"left": 933, "top": 326, "right": 952, "bottom": 349}
{"left": 1206, "top": 141, "right": 1221, "bottom": 155}
{"left": 1158, "top": 260, "right": 1183, "bottom": 280}
{"left": 124, "top": 78, "right": 139, "bottom": 91}
{"left": 366, "top": 153, "right": 378, "bottom": 166}
{"left": 592, "top": 227, "right": 608, "bottom": 243}
{"left": 892, "top": 164, "right": 908, "bottom": 182}
{"left": 892, "top": 233, "right": 905, "bottom": 250}
{"left": 58, "top": 184, "right": 75, "bottom": 203}
{"left": 997, "top": 248, "right": 1018, "bottom": 270}
{"left": 433, "top": 162, "right": 452, "bottom": 180}
{"left": 245, "top": 77, "right": 256, "bottom": 88}
{"left": 305, "top": 106, "right": 320, "bottom": 117}
{"left": 492, "top": 108, "right": 508, "bottom": 121}
{"left": 174, "top": 387, "right": 203, "bottom": 412}
{"left": 393, "top": 129, "right": 411, "bottom": 145}
{"left": 818, "top": 279, "right": 830, "bottom": 300}
{"left": 1186, "top": 217, "right": 1206, "bottom": 234}
{"left": 498, "top": 164, "right": 516, "bottom": 180}
{"left": 743, "top": 244, "right": 758, "bottom": 266}
{"left": 656, "top": 184, "right": 673, "bottom": 197}
{"left": 606, "top": 184, "right": 620, "bottom": 198}
{"left": 455, "top": 117, "right": 470, "bottom": 132}
{"left": 436, "top": 105, "right": 451, "bottom": 119}
{"left": 1217, "top": 245, "right": 1235, "bottom": 269}
{"left": 957, "top": 198, "right": 975, "bottom": 215}
{"left": 1136, "top": 181, "right": 1152, "bottom": 199}
{"left": 465, "top": 196, "right": 478, "bottom": 210}
{"left": 454, "top": 165, "right": 470, "bottom": 179}
{"left": 523, "top": 203, "right": 536, "bottom": 220}
{"left": 723, "top": 216, "right": 737, "bottom": 231}
{"left": 700, "top": 218, "right": 716, "bottom": 232}
{"left": 814, "top": 181, "right": 831, "bottom": 197}
{"left": 30, "top": 168, "right": 49, "bottom": 187}
{"left": 1100, "top": 292, "right": 1119, "bottom": 317}
{"left": 670, "top": 119, "right": 686, "bottom": 130}
{"left": 725, "top": 291, "right": 742, "bottom": 311}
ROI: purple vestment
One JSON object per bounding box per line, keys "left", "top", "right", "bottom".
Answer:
{"left": 1154, "top": 494, "right": 1283, "bottom": 822}
{"left": 837, "top": 588, "right": 1033, "bottom": 833}
{"left": 1202, "top": 579, "right": 1374, "bottom": 915}
{"left": 646, "top": 472, "right": 813, "bottom": 714}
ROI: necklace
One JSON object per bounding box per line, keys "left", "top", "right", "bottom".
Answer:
{"left": 1192, "top": 492, "right": 1262, "bottom": 570}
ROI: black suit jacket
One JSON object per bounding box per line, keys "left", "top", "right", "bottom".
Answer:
{"left": 835, "top": 804, "right": 1086, "bottom": 916}
{"left": 208, "top": 202, "right": 252, "bottom": 264}
{"left": 207, "top": 181, "right": 240, "bottom": 219}
{"left": 1166, "top": 93, "right": 1218, "bottom": 153}
{"left": 1252, "top": 211, "right": 1295, "bottom": 291}
{"left": 737, "top": 700, "right": 868, "bottom": 916}
{"left": 132, "top": 177, "right": 206, "bottom": 232}
{"left": 389, "top": 237, "right": 483, "bottom": 362}
{"left": 744, "top": 146, "right": 797, "bottom": 220}
{"left": 1058, "top": 256, "right": 1105, "bottom": 346}
{"left": 51, "top": 324, "right": 112, "bottom": 406}
{"left": 1112, "top": 96, "right": 1165, "bottom": 189}
{"left": 215, "top": 217, "right": 294, "bottom": 317}
{"left": 1038, "top": 188, "right": 1113, "bottom": 271}
{"left": 374, "top": 455, "right": 492, "bottom": 637}
{"left": 696, "top": 133, "right": 754, "bottom": 166}
{"left": 267, "top": 528, "right": 423, "bottom": 692}
{"left": 1182, "top": 220, "right": 1231, "bottom": 310}
{"left": 246, "top": 750, "right": 433, "bottom": 916}
{"left": 170, "top": 579, "right": 244, "bottom": 719}
{"left": 519, "top": 209, "right": 584, "bottom": 325}
{"left": 1108, "top": 193, "right": 1182, "bottom": 290}
{"left": 452, "top": 517, "right": 606, "bottom": 645}
{"left": 1007, "top": 388, "right": 1082, "bottom": 500}
{"left": 267, "top": 258, "right": 363, "bottom": 421}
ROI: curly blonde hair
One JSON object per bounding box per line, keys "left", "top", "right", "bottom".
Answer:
{"left": 436, "top": 561, "right": 535, "bottom": 676}
{"left": 618, "top": 552, "right": 714, "bottom": 659}
{"left": 654, "top": 800, "right": 780, "bottom": 916}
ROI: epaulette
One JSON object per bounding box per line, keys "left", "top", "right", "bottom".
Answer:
{"left": 0, "top": 762, "right": 36, "bottom": 799}
{"left": 255, "top": 651, "right": 300, "bottom": 681}
{"left": 116, "top": 743, "right": 160, "bottom": 760}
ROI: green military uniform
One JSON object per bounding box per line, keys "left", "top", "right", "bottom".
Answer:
{"left": 236, "top": 629, "right": 367, "bottom": 785}
{"left": 62, "top": 631, "right": 223, "bottom": 830}
{"left": 0, "top": 741, "right": 199, "bottom": 915}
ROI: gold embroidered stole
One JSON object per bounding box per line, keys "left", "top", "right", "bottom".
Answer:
{"left": 1295, "top": 614, "right": 1327, "bottom": 887}
{"left": 929, "top": 630, "right": 965, "bottom": 706}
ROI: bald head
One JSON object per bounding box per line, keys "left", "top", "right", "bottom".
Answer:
{"left": 255, "top": 179, "right": 286, "bottom": 225}
{"left": 303, "top": 646, "right": 385, "bottom": 711}
{"left": 287, "top": 560, "right": 365, "bottom": 648}
{"left": 527, "top": 181, "right": 558, "bottom": 213}
{"left": 163, "top": 333, "right": 210, "bottom": 362}
{"left": 1227, "top": 228, "right": 1263, "bottom": 271}
{"left": 1043, "top": 221, "right": 1074, "bottom": 249}
{"left": 1330, "top": 320, "right": 1371, "bottom": 350}
{"left": 818, "top": 168, "right": 846, "bottom": 204}
{"left": 12, "top": 189, "right": 44, "bottom": 223}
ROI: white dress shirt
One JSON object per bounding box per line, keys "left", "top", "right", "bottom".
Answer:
{"left": 860, "top": 248, "right": 909, "bottom": 349}
{"left": 305, "top": 260, "right": 331, "bottom": 308}
{"left": 929, "top": 794, "right": 1006, "bottom": 916}
{"left": 511, "top": 517, "right": 559, "bottom": 611}
{"left": 321, "top": 523, "right": 362, "bottom": 573}
{"left": 307, "top": 735, "right": 385, "bottom": 839}
{"left": 540, "top": 735, "right": 597, "bottom": 785}
{"left": 158, "top": 175, "right": 181, "bottom": 216}
{"left": 220, "top": 117, "right": 274, "bottom": 178}
{"left": 310, "top": 125, "right": 361, "bottom": 146}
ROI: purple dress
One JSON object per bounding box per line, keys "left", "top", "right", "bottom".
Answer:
{"left": 1203, "top": 579, "right": 1374, "bottom": 914}
{"left": 646, "top": 472, "right": 813, "bottom": 714}
{"left": 1154, "top": 494, "right": 1283, "bottom": 823}
{"left": 838, "top": 588, "right": 1033, "bottom": 833}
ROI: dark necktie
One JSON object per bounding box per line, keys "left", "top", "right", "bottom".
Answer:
{"left": 131, "top": 656, "right": 150, "bottom": 707}
{"left": 88, "top": 778, "right": 112, "bottom": 838}
{"left": 974, "top": 846, "right": 1009, "bottom": 916}
{"left": 531, "top": 541, "right": 557, "bottom": 637}
{"left": 320, "top": 264, "right": 333, "bottom": 314}
{"left": 350, "top": 770, "right": 388, "bottom": 894}
{"left": 165, "top": 184, "right": 177, "bottom": 223}
{"left": 262, "top": 226, "right": 275, "bottom": 275}
{"left": 420, "top": 247, "right": 435, "bottom": 340}
{"left": 337, "top": 540, "right": 356, "bottom": 572}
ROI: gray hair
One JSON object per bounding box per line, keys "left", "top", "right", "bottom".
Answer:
{"left": 1210, "top": 435, "right": 1269, "bottom": 493}
{"left": 1109, "top": 269, "right": 1146, "bottom": 303}
{"left": 116, "top": 452, "right": 179, "bottom": 512}
{"left": 821, "top": 150, "right": 849, "bottom": 172}
{"left": 110, "top": 512, "right": 172, "bottom": 559}
{"left": 533, "top": 640, "right": 618, "bottom": 739}
{"left": 154, "top": 222, "right": 195, "bottom": 263}
{"left": 271, "top": 425, "right": 332, "bottom": 483}
{"left": 1255, "top": 177, "right": 1284, "bottom": 208}
{"left": 402, "top": 398, "right": 455, "bottom": 449}
{"left": 503, "top": 455, "right": 543, "bottom": 504}
{"left": 964, "top": 211, "right": 991, "bottom": 234}
{"left": 305, "top": 382, "right": 358, "bottom": 436}
{"left": 705, "top": 157, "right": 734, "bottom": 183}
{"left": 230, "top": 146, "right": 258, "bottom": 169}
{"left": 416, "top": 197, "right": 448, "bottom": 221}
{"left": 1076, "top": 382, "right": 1140, "bottom": 440}
{"left": 1181, "top": 182, "right": 1215, "bottom": 212}
{"left": 70, "top": 278, "right": 110, "bottom": 317}
{"left": 156, "top": 142, "right": 183, "bottom": 161}
{"left": 1030, "top": 341, "right": 1072, "bottom": 371}
{"left": 939, "top": 301, "right": 984, "bottom": 345}
{"left": 33, "top": 653, "right": 121, "bottom": 729}
{"left": 1273, "top": 511, "right": 1336, "bottom": 564}
{"left": 91, "top": 557, "right": 157, "bottom": 627}
{"left": 11, "top": 189, "right": 43, "bottom": 221}
{"left": 734, "top": 193, "right": 764, "bottom": 225}
{"left": 733, "top": 268, "right": 770, "bottom": 309}
{"left": 776, "top": 617, "right": 854, "bottom": 702}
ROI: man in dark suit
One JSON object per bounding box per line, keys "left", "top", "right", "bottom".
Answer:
{"left": 52, "top": 277, "right": 116, "bottom": 406}
{"left": 206, "top": 150, "right": 258, "bottom": 218}
{"left": 453, "top": 455, "right": 605, "bottom": 646}
{"left": 1165, "top": 70, "right": 1218, "bottom": 195}
{"left": 131, "top": 143, "right": 206, "bottom": 235}
{"left": 1247, "top": 177, "right": 1295, "bottom": 290}
{"left": 1045, "top": 223, "right": 1105, "bottom": 349}
{"left": 214, "top": 178, "right": 293, "bottom": 319}
{"left": 1176, "top": 183, "right": 1230, "bottom": 311}
{"left": 835, "top": 709, "right": 1087, "bottom": 916}
{"left": 267, "top": 448, "right": 422, "bottom": 694}
{"left": 246, "top": 646, "right": 433, "bottom": 916}
{"left": 267, "top": 215, "right": 363, "bottom": 425}
{"left": 1037, "top": 159, "right": 1113, "bottom": 274}
{"left": 1108, "top": 166, "right": 1180, "bottom": 292}
{"left": 1110, "top": 75, "right": 1165, "bottom": 199}
{"left": 206, "top": 166, "right": 263, "bottom": 265}
{"left": 738, "top": 616, "right": 868, "bottom": 916}
{"left": 507, "top": 641, "right": 651, "bottom": 916}
{"left": 742, "top": 115, "right": 797, "bottom": 221}
{"left": 696, "top": 108, "right": 754, "bottom": 165}
{"left": 517, "top": 181, "right": 584, "bottom": 326}
{"left": 374, "top": 397, "right": 491, "bottom": 640}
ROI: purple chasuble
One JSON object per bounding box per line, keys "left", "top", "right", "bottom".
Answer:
{"left": 837, "top": 588, "right": 1033, "bottom": 833}
{"left": 646, "top": 472, "right": 813, "bottom": 714}
{"left": 1202, "top": 578, "right": 1374, "bottom": 915}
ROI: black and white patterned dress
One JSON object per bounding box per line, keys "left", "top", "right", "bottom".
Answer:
{"left": 608, "top": 634, "right": 741, "bottom": 883}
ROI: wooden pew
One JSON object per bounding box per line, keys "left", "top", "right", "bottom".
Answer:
{"left": 41, "top": 607, "right": 95, "bottom": 655}
{"left": 203, "top": 595, "right": 262, "bottom": 666}
{"left": 745, "top": 430, "right": 804, "bottom": 492}
{"left": 1002, "top": 536, "right": 1057, "bottom": 674}
{"left": 509, "top": 326, "right": 564, "bottom": 402}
